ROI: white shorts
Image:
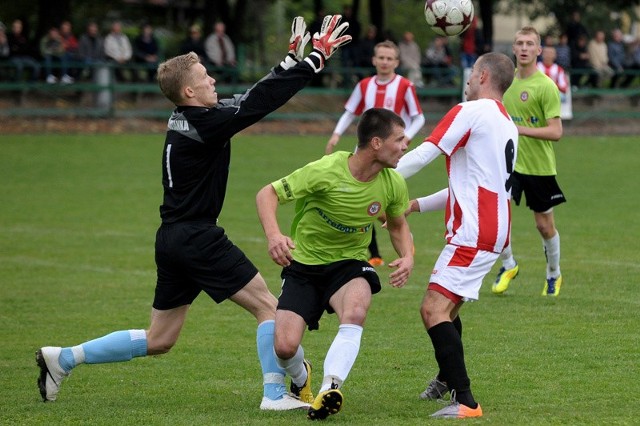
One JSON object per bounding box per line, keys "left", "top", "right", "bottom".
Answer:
{"left": 429, "top": 244, "right": 499, "bottom": 301}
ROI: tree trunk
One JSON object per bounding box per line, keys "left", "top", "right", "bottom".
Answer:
{"left": 479, "top": 0, "right": 493, "bottom": 52}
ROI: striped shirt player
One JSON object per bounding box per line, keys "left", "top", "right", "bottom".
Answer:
{"left": 537, "top": 46, "right": 568, "bottom": 94}
{"left": 397, "top": 98, "right": 518, "bottom": 300}
{"left": 396, "top": 52, "right": 518, "bottom": 419}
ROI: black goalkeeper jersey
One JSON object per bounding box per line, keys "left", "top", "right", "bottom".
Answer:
{"left": 159, "top": 61, "right": 314, "bottom": 224}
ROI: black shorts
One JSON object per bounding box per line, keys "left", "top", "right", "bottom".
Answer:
{"left": 511, "top": 172, "right": 566, "bottom": 213}
{"left": 278, "top": 259, "right": 381, "bottom": 331}
{"left": 153, "top": 221, "right": 258, "bottom": 310}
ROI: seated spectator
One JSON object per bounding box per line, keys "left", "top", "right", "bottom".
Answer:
{"left": 179, "top": 24, "right": 207, "bottom": 64}
{"left": 59, "top": 20, "right": 80, "bottom": 78}
{"left": 104, "top": 20, "right": 133, "bottom": 82}
{"left": 133, "top": 23, "right": 160, "bottom": 82}
{"left": 40, "top": 26, "right": 73, "bottom": 83}
{"left": 398, "top": 31, "right": 424, "bottom": 88}
{"left": 554, "top": 33, "right": 571, "bottom": 70}
{"left": 570, "top": 34, "right": 598, "bottom": 88}
{"left": 0, "top": 24, "right": 10, "bottom": 80}
{"left": 607, "top": 28, "right": 627, "bottom": 88}
{"left": 537, "top": 46, "right": 568, "bottom": 96}
{"left": 0, "top": 23, "right": 9, "bottom": 60}
{"left": 588, "top": 30, "right": 614, "bottom": 87}
{"left": 423, "top": 36, "right": 456, "bottom": 86}
{"left": 620, "top": 38, "right": 640, "bottom": 88}
{"left": 78, "top": 21, "right": 105, "bottom": 80}
{"left": 7, "top": 18, "right": 41, "bottom": 81}
{"left": 204, "top": 21, "right": 236, "bottom": 82}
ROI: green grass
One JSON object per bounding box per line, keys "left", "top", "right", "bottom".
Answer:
{"left": 1, "top": 133, "right": 639, "bottom": 425}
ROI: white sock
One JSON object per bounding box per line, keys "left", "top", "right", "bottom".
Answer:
{"left": 275, "top": 345, "right": 307, "bottom": 388}
{"left": 320, "top": 324, "right": 363, "bottom": 392}
{"left": 543, "top": 232, "right": 561, "bottom": 278}
{"left": 500, "top": 244, "right": 517, "bottom": 270}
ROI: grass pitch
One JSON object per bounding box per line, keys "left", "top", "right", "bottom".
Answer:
{"left": 0, "top": 132, "right": 638, "bottom": 425}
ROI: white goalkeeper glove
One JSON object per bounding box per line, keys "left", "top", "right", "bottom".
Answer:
{"left": 280, "top": 16, "right": 311, "bottom": 70}
{"left": 304, "top": 15, "right": 352, "bottom": 73}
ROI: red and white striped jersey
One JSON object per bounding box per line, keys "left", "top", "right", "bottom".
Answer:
{"left": 426, "top": 98, "right": 519, "bottom": 253}
{"left": 536, "top": 62, "right": 568, "bottom": 93}
{"left": 344, "top": 74, "right": 423, "bottom": 128}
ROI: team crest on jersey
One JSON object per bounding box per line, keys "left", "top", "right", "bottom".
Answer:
{"left": 520, "top": 91, "right": 529, "bottom": 102}
{"left": 367, "top": 202, "right": 382, "bottom": 216}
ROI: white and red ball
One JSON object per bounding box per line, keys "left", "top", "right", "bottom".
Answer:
{"left": 424, "top": 0, "right": 474, "bottom": 37}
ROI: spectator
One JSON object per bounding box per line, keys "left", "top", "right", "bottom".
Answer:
{"left": 608, "top": 28, "right": 627, "bottom": 88}
{"left": 59, "top": 20, "right": 79, "bottom": 78}
{"left": 588, "top": 30, "right": 614, "bottom": 87}
{"left": 566, "top": 11, "right": 589, "bottom": 51}
{"left": 0, "top": 24, "right": 9, "bottom": 60}
{"left": 554, "top": 33, "right": 571, "bottom": 70}
{"left": 133, "top": 23, "right": 160, "bottom": 82}
{"left": 78, "top": 21, "right": 105, "bottom": 80}
{"left": 398, "top": 31, "right": 424, "bottom": 87}
{"left": 0, "top": 23, "right": 10, "bottom": 80}
{"left": 620, "top": 38, "right": 640, "bottom": 87}
{"left": 570, "top": 34, "right": 598, "bottom": 88}
{"left": 537, "top": 45, "right": 569, "bottom": 94}
{"left": 423, "top": 36, "right": 456, "bottom": 86}
{"left": 40, "top": 26, "right": 73, "bottom": 84}
{"left": 104, "top": 20, "right": 133, "bottom": 82}
{"left": 7, "top": 18, "right": 41, "bottom": 81}
{"left": 204, "top": 21, "right": 236, "bottom": 68}
{"left": 460, "top": 15, "right": 478, "bottom": 68}
{"left": 358, "top": 25, "right": 379, "bottom": 68}
{"left": 204, "top": 21, "right": 236, "bottom": 82}
{"left": 178, "top": 24, "right": 207, "bottom": 63}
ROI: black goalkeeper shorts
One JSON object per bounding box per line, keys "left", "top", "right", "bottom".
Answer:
{"left": 153, "top": 221, "right": 258, "bottom": 310}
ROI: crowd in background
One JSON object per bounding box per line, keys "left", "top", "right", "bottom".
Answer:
{"left": 0, "top": 17, "right": 237, "bottom": 84}
{"left": 1, "top": 10, "right": 639, "bottom": 89}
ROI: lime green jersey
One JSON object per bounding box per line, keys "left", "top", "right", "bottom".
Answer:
{"left": 271, "top": 151, "right": 409, "bottom": 265}
{"left": 504, "top": 70, "right": 561, "bottom": 175}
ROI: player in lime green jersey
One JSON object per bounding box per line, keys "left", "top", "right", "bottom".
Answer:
{"left": 495, "top": 26, "right": 566, "bottom": 296}
{"left": 256, "top": 108, "right": 414, "bottom": 420}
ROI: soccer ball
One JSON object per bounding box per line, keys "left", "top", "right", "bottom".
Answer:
{"left": 424, "top": 0, "right": 474, "bottom": 37}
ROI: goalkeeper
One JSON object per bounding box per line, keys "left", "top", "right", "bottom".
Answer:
{"left": 35, "top": 15, "right": 351, "bottom": 411}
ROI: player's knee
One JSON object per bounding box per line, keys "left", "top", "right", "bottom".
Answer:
{"left": 341, "top": 305, "right": 368, "bottom": 325}
{"left": 273, "top": 340, "right": 297, "bottom": 360}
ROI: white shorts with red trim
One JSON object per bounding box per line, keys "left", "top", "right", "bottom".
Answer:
{"left": 429, "top": 244, "right": 499, "bottom": 301}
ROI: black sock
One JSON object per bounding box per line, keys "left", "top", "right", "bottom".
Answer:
{"left": 368, "top": 226, "right": 381, "bottom": 258}
{"left": 437, "top": 315, "right": 462, "bottom": 381}
{"left": 427, "top": 321, "right": 477, "bottom": 408}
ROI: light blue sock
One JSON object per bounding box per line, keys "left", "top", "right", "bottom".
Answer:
{"left": 59, "top": 330, "right": 147, "bottom": 372}
{"left": 256, "top": 320, "right": 287, "bottom": 400}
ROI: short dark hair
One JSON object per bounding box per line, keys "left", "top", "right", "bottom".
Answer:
{"left": 356, "top": 108, "right": 405, "bottom": 150}
{"left": 476, "top": 52, "right": 515, "bottom": 94}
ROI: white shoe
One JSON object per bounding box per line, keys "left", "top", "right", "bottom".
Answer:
{"left": 46, "top": 75, "right": 58, "bottom": 84}
{"left": 61, "top": 74, "right": 75, "bottom": 84}
{"left": 36, "top": 346, "right": 69, "bottom": 402}
{"left": 260, "top": 394, "right": 310, "bottom": 410}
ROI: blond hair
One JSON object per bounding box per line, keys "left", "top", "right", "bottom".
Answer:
{"left": 157, "top": 52, "right": 200, "bottom": 104}
{"left": 515, "top": 26, "right": 541, "bottom": 46}
{"left": 374, "top": 40, "right": 400, "bottom": 59}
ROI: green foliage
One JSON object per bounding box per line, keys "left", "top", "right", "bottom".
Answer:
{"left": 1, "top": 133, "right": 639, "bottom": 424}
{"left": 496, "top": 0, "right": 640, "bottom": 35}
